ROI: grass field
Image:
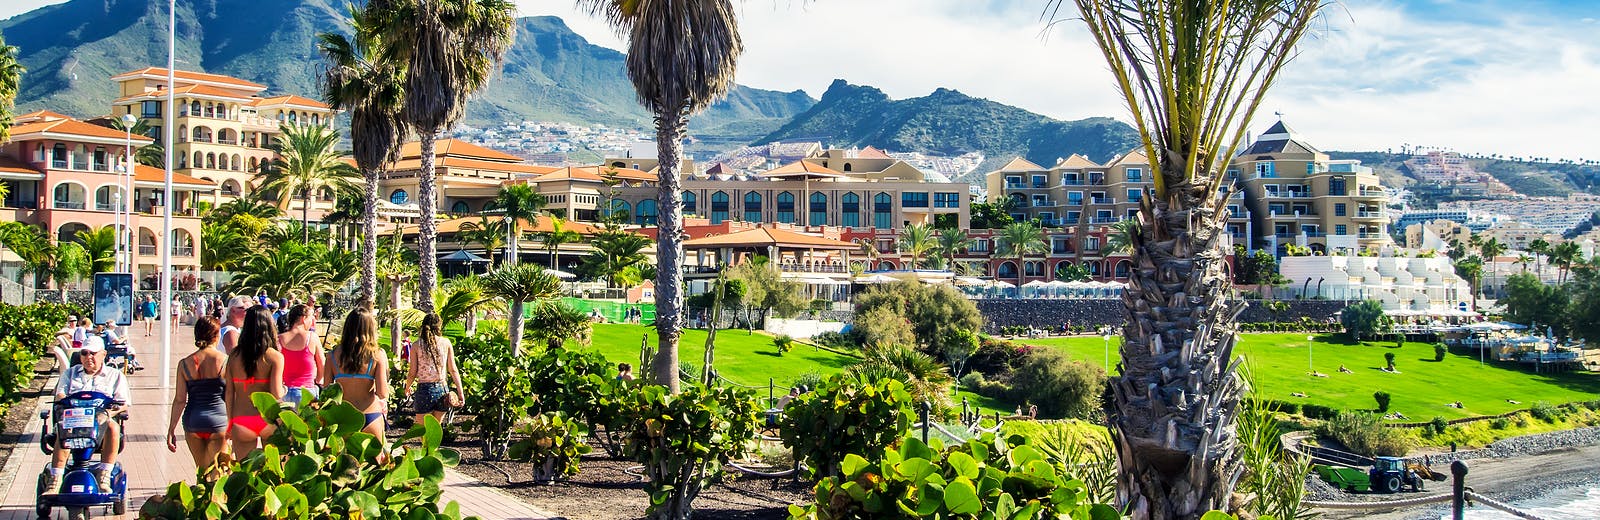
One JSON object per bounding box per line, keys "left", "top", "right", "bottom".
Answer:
{"left": 581, "top": 323, "right": 858, "bottom": 391}
{"left": 1016, "top": 333, "right": 1600, "bottom": 420}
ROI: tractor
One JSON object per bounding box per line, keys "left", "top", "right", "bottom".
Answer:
{"left": 1369, "top": 456, "right": 1429, "bottom": 493}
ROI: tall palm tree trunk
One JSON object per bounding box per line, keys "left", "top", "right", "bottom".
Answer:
{"left": 1016, "top": 252, "right": 1025, "bottom": 288}
{"left": 416, "top": 130, "right": 439, "bottom": 313}
{"left": 549, "top": 245, "right": 558, "bottom": 270}
{"left": 651, "top": 113, "right": 687, "bottom": 393}
{"left": 359, "top": 167, "right": 379, "bottom": 308}
{"left": 1115, "top": 181, "right": 1243, "bottom": 520}
{"left": 303, "top": 192, "right": 313, "bottom": 243}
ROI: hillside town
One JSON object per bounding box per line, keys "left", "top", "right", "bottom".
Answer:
{"left": 1, "top": 3, "right": 1599, "bottom": 520}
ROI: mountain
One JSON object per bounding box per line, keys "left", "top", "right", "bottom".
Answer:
{"left": 757, "top": 80, "right": 1141, "bottom": 182}
{"left": 1327, "top": 150, "right": 1600, "bottom": 206}
{"left": 0, "top": 1, "right": 813, "bottom": 134}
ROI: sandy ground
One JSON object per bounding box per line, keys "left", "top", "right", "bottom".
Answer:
{"left": 1319, "top": 444, "right": 1600, "bottom": 519}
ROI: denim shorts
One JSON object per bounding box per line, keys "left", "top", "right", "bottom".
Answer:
{"left": 284, "top": 386, "right": 319, "bottom": 406}
{"left": 411, "top": 382, "right": 449, "bottom": 413}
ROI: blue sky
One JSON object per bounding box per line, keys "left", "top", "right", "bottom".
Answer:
{"left": 3, "top": 0, "right": 1596, "bottom": 160}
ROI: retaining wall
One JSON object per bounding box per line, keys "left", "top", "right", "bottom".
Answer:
{"left": 972, "top": 298, "right": 1355, "bottom": 330}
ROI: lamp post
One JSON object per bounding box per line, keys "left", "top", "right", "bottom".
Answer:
{"left": 1307, "top": 334, "right": 1315, "bottom": 374}
{"left": 160, "top": 0, "right": 175, "bottom": 390}
{"left": 1103, "top": 331, "right": 1112, "bottom": 372}
{"left": 120, "top": 113, "right": 137, "bottom": 273}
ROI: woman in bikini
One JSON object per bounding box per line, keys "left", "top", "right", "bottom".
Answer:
{"left": 164, "top": 317, "right": 229, "bottom": 469}
{"left": 224, "top": 305, "right": 284, "bottom": 455}
{"left": 278, "top": 304, "right": 323, "bottom": 406}
{"left": 325, "top": 308, "right": 390, "bottom": 438}
{"left": 406, "top": 313, "right": 463, "bottom": 427}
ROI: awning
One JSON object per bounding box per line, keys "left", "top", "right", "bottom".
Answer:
{"left": 438, "top": 249, "right": 491, "bottom": 263}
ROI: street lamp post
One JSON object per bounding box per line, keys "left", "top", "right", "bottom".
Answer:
{"left": 1103, "top": 331, "right": 1112, "bottom": 372}
{"left": 120, "top": 113, "right": 137, "bottom": 272}
{"left": 1307, "top": 334, "right": 1315, "bottom": 374}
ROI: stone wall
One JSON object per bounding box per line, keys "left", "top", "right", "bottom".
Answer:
{"left": 972, "top": 298, "right": 1355, "bottom": 331}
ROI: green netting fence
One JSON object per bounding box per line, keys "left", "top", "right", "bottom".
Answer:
{"left": 555, "top": 297, "right": 656, "bottom": 323}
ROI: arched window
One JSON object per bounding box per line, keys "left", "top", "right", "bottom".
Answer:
{"left": 56, "top": 223, "right": 90, "bottom": 244}
{"left": 710, "top": 191, "right": 729, "bottom": 224}
{"left": 203, "top": 102, "right": 214, "bottom": 118}
{"left": 1114, "top": 260, "right": 1132, "bottom": 278}
{"left": 605, "top": 199, "right": 631, "bottom": 221}
{"left": 288, "top": 112, "right": 298, "bottom": 123}
{"left": 775, "top": 192, "right": 795, "bottom": 223}
{"left": 451, "top": 201, "right": 470, "bottom": 214}
{"left": 94, "top": 185, "right": 125, "bottom": 211}
{"left": 189, "top": 101, "right": 200, "bottom": 115}
{"left": 743, "top": 192, "right": 762, "bottom": 222}
{"left": 191, "top": 152, "right": 203, "bottom": 169}
{"left": 52, "top": 182, "right": 85, "bottom": 210}
{"left": 231, "top": 154, "right": 242, "bottom": 171}
{"left": 682, "top": 191, "right": 697, "bottom": 214}
{"left": 247, "top": 157, "right": 258, "bottom": 171}
{"left": 139, "top": 228, "right": 158, "bottom": 256}
{"left": 205, "top": 153, "right": 216, "bottom": 170}
{"left": 389, "top": 189, "right": 409, "bottom": 205}
{"left": 635, "top": 200, "right": 658, "bottom": 226}
{"left": 192, "top": 126, "right": 206, "bottom": 142}
{"left": 611, "top": 161, "right": 626, "bottom": 168}
{"left": 171, "top": 229, "right": 195, "bottom": 256}
{"left": 221, "top": 179, "right": 241, "bottom": 196}
{"left": 809, "top": 193, "right": 828, "bottom": 226}
{"left": 840, "top": 193, "right": 860, "bottom": 227}
{"left": 996, "top": 261, "right": 1018, "bottom": 279}
{"left": 177, "top": 124, "right": 187, "bottom": 142}
{"left": 51, "top": 143, "right": 67, "bottom": 168}
{"left": 873, "top": 192, "right": 893, "bottom": 229}
{"left": 311, "top": 114, "right": 320, "bottom": 125}
{"left": 1054, "top": 261, "right": 1075, "bottom": 281}
{"left": 877, "top": 260, "right": 897, "bottom": 270}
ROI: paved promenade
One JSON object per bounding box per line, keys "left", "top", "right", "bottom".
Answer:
{"left": 0, "top": 320, "right": 554, "bottom": 519}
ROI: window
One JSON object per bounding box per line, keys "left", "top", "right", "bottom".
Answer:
{"left": 141, "top": 101, "right": 160, "bottom": 117}
{"left": 1335, "top": 224, "right": 1348, "bottom": 236}
{"left": 389, "top": 189, "right": 409, "bottom": 205}
{"left": 451, "top": 201, "right": 469, "bottom": 213}
{"left": 1307, "top": 162, "right": 1316, "bottom": 175}
{"left": 1038, "top": 212, "right": 1055, "bottom": 226}
{"left": 1227, "top": 205, "right": 1240, "bottom": 218}
{"left": 95, "top": 186, "right": 122, "bottom": 211}
{"left": 776, "top": 191, "right": 795, "bottom": 223}
{"left": 841, "top": 193, "right": 860, "bottom": 227}
{"left": 934, "top": 192, "right": 960, "bottom": 208}
{"left": 51, "top": 144, "right": 67, "bottom": 168}
{"left": 682, "top": 191, "right": 697, "bottom": 214}
{"left": 1095, "top": 210, "right": 1112, "bottom": 223}
{"left": 1005, "top": 175, "right": 1022, "bottom": 188}
{"left": 1065, "top": 211, "right": 1080, "bottom": 224}
{"left": 710, "top": 191, "right": 729, "bottom": 223}
{"left": 809, "top": 193, "right": 827, "bottom": 226}
{"left": 53, "top": 183, "right": 84, "bottom": 209}
{"left": 1269, "top": 203, "right": 1285, "bottom": 215}
{"left": 605, "top": 199, "right": 631, "bottom": 221}
{"left": 901, "top": 192, "right": 929, "bottom": 208}
{"left": 873, "top": 193, "right": 892, "bottom": 229}
{"left": 92, "top": 147, "right": 108, "bottom": 171}
{"left": 1067, "top": 191, "right": 1083, "bottom": 205}
{"left": 743, "top": 192, "right": 763, "bottom": 222}
{"left": 1334, "top": 203, "right": 1347, "bottom": 217}
{"left": 1032, "top": 175, "right": 1046, "bottom": 188}
{"left": 1329, "top": 176, "right": 1347, "bottom": 196}
{"left": 1125, "top": 168, "right": 1142, "bottom": 182}
{"left": 635, "top": 200, "right": 658, "bottom": 226}
{"left": 969, "top": 240, "right": 989, "bottom": 253}
{"left": 1254, "top": 162, "right": 1275, "bottom": 178}
{"left": 1126, "top": 189, "right": 1141, "bottom": 203}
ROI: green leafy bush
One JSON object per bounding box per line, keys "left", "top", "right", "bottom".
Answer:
{"left": 140, "top": 387, "right": 474, "bottom": 519}
{"left": 1489, "top": 417, "right": 1511, "bottom": 430}
{"left": 455, "top": 335, "right": 539, "bottom": 459}
{"left": 1316, "top": 411, "right": 1410, "bottom": 457}
{"left": 774, "top": 334, "right": 795, "bottom": 355}
{"left": 1425, "top": 416, "right": 1449, "bottom": 437}
{"left": 1006, "top": 348, "right": 1106, "bottom": 420}
{"left": 508, "top": 412, "right": 593, "bottom": 484}
{"left": 1340, "top": 300, "right": 1392, "bottom": 340}
{"left": 1433, "top": 344, "right": 1447, "bottom": 362}
{"left": 958, "top": 371, "right": 986, "bottom": 391}
{"left": 1384, "top": 352, "right": 1397, "bottom": 371}
{"left": 1530, "top": 401, "right": 1563, "bottom": 422}
{"left": 621, "top": 384, "right": 760, "bottom": 520}
{"left": 779, "top": 376, "right": 914, "bottom": 479}
{"left": 0, "top": 303, "right": 76, "bottom": 413}
{"left": 787, "top": 434, "right": 1120, "bottom": 520}
{"left": 1300, "top": 404, "right": 1337, "bottom": 420}
{"left": 811, "top": 331, "right": 855, "bottom": 350}
{"left": 1373, "top": 391, "right": 1392, "bottom": 413}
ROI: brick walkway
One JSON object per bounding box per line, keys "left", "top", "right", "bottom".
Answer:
{"left": 0, "top": 320, "right": 555, "bottom": 519}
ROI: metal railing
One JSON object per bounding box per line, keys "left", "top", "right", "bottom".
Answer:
{"left": 173, "top": 246, "right": 195, "bottom": 257}
{"left": 53, "top": 200, "right": 85, "bottom": 210}
{"left": 139, "top": 245, "right": 157, "bottom": 256}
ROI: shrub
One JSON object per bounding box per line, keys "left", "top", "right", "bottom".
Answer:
{"left": 621, "top": 384, "right": 760, "bottom": 520}
{"left": 0, "top": 303, "right": 76, "bottom": 414}
{"left": 1300, "top": 404, "right": 1338, "bottom": 420}
{"left": 1384, "top": 352, "right": 1397, "bottom": 371}
{"left": 140, "top": 389, "right": 471, "bottom": 519}
{"left": 1316, "top": 411, "right": 1410, "bottom": 457}
{"left": 966, "top": 335, "right": 1028, "bottom": 376}
{"left": 1341, "top": 300, "right": 1391, "bottom": 340}
{"left": 811, "top": 331, "right": 854, "bottom": 350}
{"left": 1426, "top": 416, "right": 1449, "bottom": 437}
{"left": 774, "top": 334, "right": 794, "bottom": 356}
{"left": 455, "top": 335, "right": 539, "bottom": 459}
{"left": 958, "top": 371, "right": 986, "bottom": 391}
{"left": 788, "top": 434, "right": 1121, "bottom": 519}
{"left": 508, "top": 412, "right": 593, "bottom": 484}
{"left": 1489, "top": 417, "right": 1511, "bottom": 430}
{"left": 792, "top": 371, "right": 824, "bottom": 392}
{"left": 1006, "top": 348, "right": 1106, "bottom": 420}
{"left": 854, "top": 281, "right": 984, "bottom": 353}
{"left": 851, "top": 305, "right": 916, "bottom": 349}
{"left": 1434, "top": 344, "right": 1447, "bottom": 362}
{"left": 1373, "top": 391, "right": 1392, "bottom": 413}
{"left": 1530, "top": 401, "right": 1563, "bottom": 422}
{"left": 778, "top": 376, "right": 914, "bottom": 479}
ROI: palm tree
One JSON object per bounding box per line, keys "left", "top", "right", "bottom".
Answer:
{"left": 106, "top": 117, "right": 165, "bottom": 167}
{"left": 256, "top": 123, "right": 362, "bottom": 242}
{"left": 320, "top": 4, "right": 407, "bottom": 308}
{"left": 0, "top": 222, "right": 53, "bottom": 287}
{"left": 227, "top": 244, "right": 335, "bottom": 301}
{"left": 482, "top": 263, "right": 561, "bottom": 355}
{"left": 936, "top": 229, "right": 975, "bottom": 274}
{"left": 1063, "top": 0, "right": 1322, "bottom": 516}
{"left": 367, "top": 0, "right": 516, "bottom": 316}
{"left": 457, "top": 215, "right": 508, "bottom": 260}
{"left": 583, "top": 231, "right": 651, "bottom": 288}
{"left": 1517, "top": 253, "right": 1534, "bottom": 274}
{"left": 200, "top": 223, "right": 250, "bottom": 271}
{"left": 1553, "top": 241, "right": 1582, "bottom": 284}
{"left": 896, "top": 223, "right": 936, "bottom": 270}
{"left": 579, "top": 0, "right": 743, "bottom": 394}
{"left": 487, "top": 184, "right": 546, "bottom": 265}
{"left": 1530, "top": 238, "right": 1551, "bottom": 278}
{"left": 540, "top": 216, "right": 581, "bottom": 269}
{"left": 996, "top": 222, "right": 1046, "bottom": 288}
{"left": 51, "top": 242, "right": 88, "bottom": 296}
{"left": 0, "top": 32, "right": 22, "bottom": 144}
{"left": 1104, "top": 218, "right": 1139, "bottom": 256}
{"left": 75, "top": 227, "right": 117, "bottom": 274}
{"left": 1479, "top": 237, "right": 1507, "bottom": 262}
{"left": 1455, "top": 256, "right": 1484, "bottom": 310}
{"left": 529, "top": 301, "right": 593, "bottom": 350}
{"left": 854, "top": 238, "right": 881, "bottom": 270}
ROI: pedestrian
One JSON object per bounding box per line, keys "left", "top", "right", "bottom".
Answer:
{"left": 617, "top": 363, "right": 635, "bottom": 382}
{"left": 224, "top": 306, "right": 285, "bottom": 455}
{"left": 170, "top": 296, "right": 182, "bottom": 328}
{"left": 166, "top": 316, "right": 228, "bottom": 471}
{"left": 278, "top": 304, "right": 323, "bottom": 406}
{"left": 220, "top": 296, "right": 252, "bottom": 355}
{"left": 406, "top": 314, "right": 463, "bottom": 427}
{"left": 325, "top": 308, "right": 390, "bottom": 438}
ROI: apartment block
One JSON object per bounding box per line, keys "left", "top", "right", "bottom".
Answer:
{"left": 1229, "top": 121, "right": 1393, "bottom": 255}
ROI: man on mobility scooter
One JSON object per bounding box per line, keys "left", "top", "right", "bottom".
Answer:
{"left": 38, "top": 340, "right": 131, "bottom": 518}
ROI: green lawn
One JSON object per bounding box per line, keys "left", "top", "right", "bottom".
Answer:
{"left": 580, "top": 323, "right": 859, "bottom": 393}
{"left": 1016, "top": 333, "right": 1600, "bottom": 420}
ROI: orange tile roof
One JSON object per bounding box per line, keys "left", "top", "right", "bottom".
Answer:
{"left": 13, "top": 110, "right": 74, "bottom": 123}
{"left": 399, "top": 215, "right": 608, "bottom": 236}
{"left": 111, "top": 67, "right": 267, "bottom": 90}
{"left": 10, "top": 119, "right": 155, "bottom": 142}
{"left": 115, "top": 84, "right": 255, "bottom": 103}
{"left": 384, "top": 156, "right": 560, "bottom": 176}
{"left": 397, "top": 140, "right": 524, "bottom": 162}
{"left": 533, "top": 166, "right": 656, "bottom": 183}
{"left": 133, "top": 165, "right": 216, "bottom": 188}
{"left": 761, "top": 160, "right": 843, "bottom": 177}
{"left": 856, "top": 146, "right": 892, "bottom": 159}
{"left": 250, "top": 95, "right": 331, "bottom": 110}
{"left": 996, "top": 157, "right": 1044, "bottom": 171}
{"left": 0, "top": 156, "right": 44, "bottom": 177}
{"left": 684, "top": 227, "right": 856, "bottom": 250}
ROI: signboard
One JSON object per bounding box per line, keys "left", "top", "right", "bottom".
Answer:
{"left": 93, "top": 272, "right": 135, "bottom": 326}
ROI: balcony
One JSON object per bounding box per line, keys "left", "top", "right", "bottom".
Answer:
{"left": 1358, "top": 232, "right": 1386, "bottom": 240}
{"left": 53, "top": 200, "right": 85, "bottom": 210}
{"left": 1274, "top": 232, "right": 1296, "bottom": 239}
{"left": 1088, "top": 197, "right": 1116, "bottom": 205}
{"left": 173, "top": 246, "right": 195, "bottom": 257}
{"left": 139, "top": 245, "right": 157, "bottom": 256}
{"left": 1264, "top": 190, "right": 1312, "bottom": 199}
{"left": 1031, "top": 200, "right": 1056, "bottom": 207}
{"left": 1304, "top": 231, "right": 1328, "bottom": 238}
{"left": 95, "top": 203, "right": 119, "bottom": 212}
{"left": 1005, "top": 182, "right": 1025, "bottom": 190}
{"left": 1060, "top": 179, "right": 1083, "bottom": 186}
{"left": 217, "top": 138, "right": 239, "bottom": 146}
{"left": 1039, "top": 219, "right": 1060, "bottom": 227}
{"left": 1356, "top": 210, "right": 1385, "bottom": 219}
{"left": 51, "top": 160, "right": 68, "bottom": 169}
{"left": 1090, "top": 216, "right": 1119, "bottom": 224}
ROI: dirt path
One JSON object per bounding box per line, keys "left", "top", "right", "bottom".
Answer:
{"left": 1319, "top": 444, "right": 1600, "bottom": 519}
